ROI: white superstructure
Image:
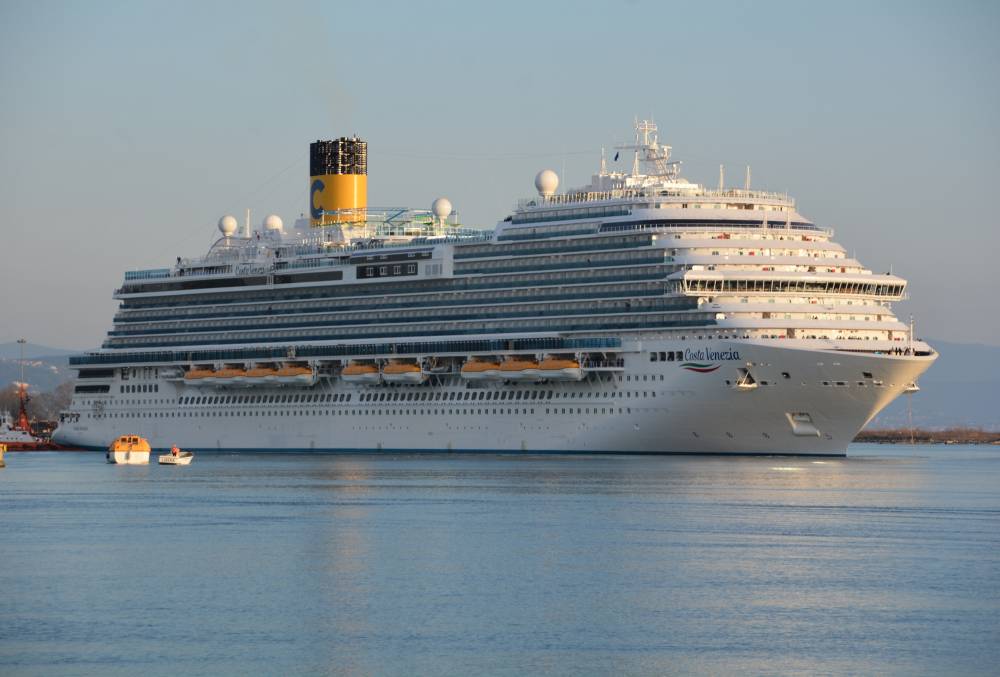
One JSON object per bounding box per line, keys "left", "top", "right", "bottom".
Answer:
{"left": 54, "top": 121, "right": 936, "bottom": 455}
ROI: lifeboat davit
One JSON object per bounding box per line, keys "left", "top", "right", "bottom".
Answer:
{"left": 184, "top": 368, "right": 216, "bottom": 386}
{"left": 499, "top": 357, "right": 541, "bottom": 381}
{"left": 383, "top": 361, "right": 426, "bottom": 384}
{"left": 460, "top": 359, "right": 501, "bottom": 381}
{"left": 245, "top": 365, "right": 279, "bottom": 386}
{"left": 276, "top": 365, "right": 316, "bottom": 386}
{"left": 342, "top": 362, "right": 380, "bottom": 385}
{"left": 214, "top": 367, "right": 249, "bottom": 387}
{"left": 538, "top": 357, "right": 584, "bottom": 381}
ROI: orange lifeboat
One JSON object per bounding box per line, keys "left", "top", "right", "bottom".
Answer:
{"left": 245, "top": 365, "right": 279, "bottom": 385}
{"left": 214, "top": 366, "right": 249, "bottom": 386}
{"left": 276, "top": 365, "right": 316, "bottom": 386}
{"left": 106, "top": 435, "right": 151, "bottom": 465}
{"left": 499, "top": 357, "right": 541, "bottom": 381}
{"left": 382, "top": 360, "right": 426, "bottom": 384}
{"left": 460, "top": 358, "right": 501, "bottom": 381}
{"left": 342, "top": 362, "right": 380, "bottom": 385}
{"left": 538, "top": 357, "right": 584, "bottom": 381}
{"left": 184, "top": 368, "right": 216, "bottom": 386}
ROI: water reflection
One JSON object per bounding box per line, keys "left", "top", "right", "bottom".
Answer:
{"left": 0, "top": 447, "right": 998, "bottom": 676}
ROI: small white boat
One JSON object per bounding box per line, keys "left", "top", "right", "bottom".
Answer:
{"left": 159, "top": 448, "right": 194, "bottom": 465}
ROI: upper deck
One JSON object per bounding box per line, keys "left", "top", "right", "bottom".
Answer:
{"left": 67, "top": 119, "right": 929, "bottom": 370}
{"left": 119, "top": 120, "right": 828, "bottom": 297}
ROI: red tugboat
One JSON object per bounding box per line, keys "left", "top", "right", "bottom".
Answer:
{"left": 1, "top": 340, "right": 65, "bottom": 451}
{"left": 0, "top": 382, "right": 59, "bottom": 450}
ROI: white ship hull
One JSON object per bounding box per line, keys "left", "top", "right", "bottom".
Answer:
{"left": 54, "top": 341, "right": 934, "bottom": 456}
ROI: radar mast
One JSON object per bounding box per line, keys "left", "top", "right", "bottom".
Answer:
{"left": 614, "top": 119, "right": 681, "bottom": 180}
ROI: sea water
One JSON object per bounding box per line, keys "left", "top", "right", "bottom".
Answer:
{"left": 1, "top": 445, "right": 998, "bottom": 676}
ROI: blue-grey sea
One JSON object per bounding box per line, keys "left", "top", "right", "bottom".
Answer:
{"left": 1, "top": 445, "right": 999, "bottom": 676}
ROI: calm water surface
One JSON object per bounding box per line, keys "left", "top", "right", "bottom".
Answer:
{"left": 1, "top": 445, "right": 998, "bottom": 676}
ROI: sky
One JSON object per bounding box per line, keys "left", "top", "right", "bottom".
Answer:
{"left": 1, "top": 0, "right": 998, "bottom": 350}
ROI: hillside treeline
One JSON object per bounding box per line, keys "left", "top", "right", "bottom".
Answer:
{"left": 856, "top": 428, "right": 1000, "bottom": 444}
{"left": 0, "top": 381, "right": 74, "bottom": 422}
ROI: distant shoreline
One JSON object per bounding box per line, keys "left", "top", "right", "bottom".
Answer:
{"left": 855, "top": 428, "right": 1000, "bottom": 445}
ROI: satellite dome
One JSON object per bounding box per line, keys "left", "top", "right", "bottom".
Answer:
{"left": 535, "top": 169, "right": 559, "bottom": 197}
{"left": 431, "top": 197, "right": 452, "bottom": 222}
{"left": 263, "top": 214, "right": 283, "bottom": 232}
{"left": 218, "top": 214, "right": 238, "bottom": 237}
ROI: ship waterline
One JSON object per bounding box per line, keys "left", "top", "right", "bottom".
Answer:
{"left": 54, "top": 121, "right": 936, "bottom": 455}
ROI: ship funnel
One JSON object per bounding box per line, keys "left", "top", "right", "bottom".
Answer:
{"left": 310, "top": 136, "right": 368, "bottom": 226}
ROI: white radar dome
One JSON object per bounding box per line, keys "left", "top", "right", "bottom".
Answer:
{"left": 263, "top": 214, "right": 284, "bottom": 232}
{"left": 431, "top": 197, "right": 452, "bottom": 222}
{"left": 218, "top": 214, "right": 238, "bottom": 237}
{"left": 535, "top": 169, "right": 559, "bottom": 197}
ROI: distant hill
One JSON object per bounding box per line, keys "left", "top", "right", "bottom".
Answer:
{"left": 0, "top": 356, "right": 74, "bottom": 392}
{"left": 0, "top": 342, "right": 81, "bottom": 360}
{"left": 0, "top": 341, "right": 85, "bottom": 393}
{"left": 869, "top": 339, "right": 1000, "bottom": 430}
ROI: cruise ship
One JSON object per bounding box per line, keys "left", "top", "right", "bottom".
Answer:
{"left": 54, "top": 121, "right": 936, "bottom": 455}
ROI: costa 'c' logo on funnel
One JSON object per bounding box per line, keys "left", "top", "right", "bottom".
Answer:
{"left": 310, "top": 178, "right": 325, "bottom": 219}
